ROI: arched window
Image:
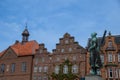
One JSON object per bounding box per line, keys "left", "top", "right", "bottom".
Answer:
{"left": 109, "top": 68, "right": 113, "bottom": 78}
{"left": 63, "top": 65, "right": 68, "bottom": 74}
{"left": 55, "top": 65, "right": 59, "bottom": 74}
{"left": 72, "top": 65, "right": 78, "bottom": 73}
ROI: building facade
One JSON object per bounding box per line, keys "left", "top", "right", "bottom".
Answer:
{"left": 86, "top": 32, "right": 120, "bottom": 80}
{"left": 0, "top": 27, "right": 39, "bottom": 80}
{"left": 32, "top": 33, "right": 87, "bottom": 80}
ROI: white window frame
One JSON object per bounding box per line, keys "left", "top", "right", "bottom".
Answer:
{"left": 55, "top": 65, "right": 59, "bottom": 74}
{"left": 63, "top": 65, "right": 68, "bottom": 74}
{"left": 72, "top": 65, "right": 78, "bottom": 73}
{"left": 61, "top": 49, "right": 64, "bottom": 53}
{"left": 39, "top": 66, "right": 42, "bottom": 72}
{"left": 34, "top": 66, "right": 38, "bottom": 73}
{"left": 108, "top": 53, "right": 112, "bottom": 62}
{"left": 44, "top": 66, "right": 48, "bottom": 72}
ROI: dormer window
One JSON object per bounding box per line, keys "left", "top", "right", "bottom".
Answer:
{"left": 65, "top": 40, "right": 69, "bottom": 44}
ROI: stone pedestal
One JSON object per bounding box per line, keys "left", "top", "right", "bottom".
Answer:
{"left": 85, "top": 75, "right": 104, "bottom": 80}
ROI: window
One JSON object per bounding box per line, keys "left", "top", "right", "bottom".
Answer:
{"left": 34, "top": 66, "right": 38, "bottom": 72}
{"left": 39, "top": 66, "right": 42, "bottom": 72}
{"left": 44, "top": 66, "right": 48, "bottom": 72}
{"left": 56, "top": 57, "right": 60, "bottom": 61}
{"left": 61, "top": 49, "right": 64, "bottom": 53}
{"left": 42, "top": 58, "right": 45, "bottom": 62}
{"left": 72, "top": 65, "right": 78, "bottom": 73}
{"left": 73, "top": 56, "right": 76, "bottom": 61}
{"left": 6, "top": 65, "right": 9, "bottom": 72}
{"left": 65, "top": 40, "right": 69, "bottom": 44}
{"left": 43, "top": 76, "right": 48, "bottom": 80}
{"left": 55, "top": 66, "right": 60, "bottom": 74}
{"left": 63, "top": 65, "right": 68, "bottom": 74}
{"left": 109, "top": 68, "right": 113, "bottom": 78}
{"left": 35, "top": 58, "right": 39, "bottom": 65}
{"left": 64, "top": 56, "right": 67, "bottom": 60}
{"left": 108, "top": 53, "right": 112, "bottom": 62}
{"left": 55, "top": 65, "right": 59, "bottom": 74}
{"left": 39, "top": 50, "right": 43, "bottom": 53}
{"left": 108, "top": 41, "right": 112, "bottom": 47}
{"left": 11, "top": 63, "right": 15, "bottom": 72}
{"left": 118, "top": 53, "right": 120, "bottom": 62}
{"left": 22, "top": 62, "right": 26, "bottom": 72}
{"left": 38, "top": 76, "right": 42, "bottom": 80}
{"left": 69, "top": 48, "right": 72, "bottom": 52}
{"left": 100, "top": 55, "right": 104, "bottom": 63}
{"left": 0, "top": 64, "right": 5, "bottom": 73}
{"left": 33, "top": 76, "right": 37, "bottom": 80}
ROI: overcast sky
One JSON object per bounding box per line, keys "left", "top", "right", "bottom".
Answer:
{"left": 0, "top": 0, "right": 120, "bottom": 52}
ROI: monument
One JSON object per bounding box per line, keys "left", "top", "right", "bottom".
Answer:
{"left": 85, "top": 31, "right": 107, "bottom": 80}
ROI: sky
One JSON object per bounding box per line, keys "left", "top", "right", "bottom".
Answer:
{"left": 0, "top": 0, "right": 120, "bottom": 52}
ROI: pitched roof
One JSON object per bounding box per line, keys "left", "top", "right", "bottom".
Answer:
{"left": 1, "top": 40, "right": 39, "bottom": 57}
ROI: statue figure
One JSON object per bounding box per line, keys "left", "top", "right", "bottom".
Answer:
{"left": 88, "top": 32, "right": 102, "bottom": 75}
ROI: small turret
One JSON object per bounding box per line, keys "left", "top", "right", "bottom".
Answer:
{"left": 22, "top": 25, "right": 30, "bottom": 43}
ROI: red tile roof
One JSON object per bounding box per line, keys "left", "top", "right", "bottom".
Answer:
{"left": 0, "top": 40, "right": 39, "bottom": 57}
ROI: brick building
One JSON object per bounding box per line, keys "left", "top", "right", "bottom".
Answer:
{"left": 86, "top": 32, "right": 120, "bottom": 80}
{"left": 32, "top": 33, "right": 87, "bottom": 80}
{"left": 0, "top": 27, "right": 39, "bottom": 80}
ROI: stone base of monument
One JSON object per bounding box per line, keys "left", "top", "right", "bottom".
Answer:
{"left": 85, "top": 75, "right": 104, "bottom": 80}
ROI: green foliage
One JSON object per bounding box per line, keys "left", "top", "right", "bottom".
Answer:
{"left": 51, "top": 59, "right": 78, "bottom": 80}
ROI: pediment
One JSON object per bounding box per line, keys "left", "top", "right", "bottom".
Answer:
{"left": 1, "top": 47, "right": 17, "bottom": 59}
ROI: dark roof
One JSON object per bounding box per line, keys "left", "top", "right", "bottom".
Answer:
{"left": 87, "top": 35, "right": 120, "bottom": 48}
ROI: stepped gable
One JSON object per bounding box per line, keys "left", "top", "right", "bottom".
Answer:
{"left": 52, "top": 32, "right": 86, "bottom": 54}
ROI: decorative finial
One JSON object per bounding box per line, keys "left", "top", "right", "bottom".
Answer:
{"left": 25, "top": 22, "right": 27, "bottom": 29}
{"left": 108, "top": 31, "right": 111, "bottom": 36}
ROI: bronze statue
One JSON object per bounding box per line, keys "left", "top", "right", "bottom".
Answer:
{"left": 88, "top": 31, "right": 106, "bottom": 75}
